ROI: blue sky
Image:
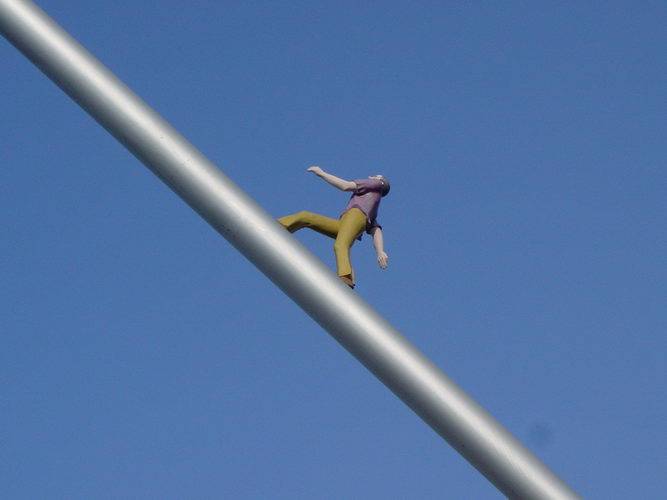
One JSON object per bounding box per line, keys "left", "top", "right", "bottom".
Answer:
{"left": 1, "top": 1, "right": 665, "bottom": 498}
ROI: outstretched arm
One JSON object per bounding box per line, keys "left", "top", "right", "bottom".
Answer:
{"left": 370, "top": 227, "right": 389, "bottom": 269}
{"left": 307, "top": 166, "right": 357, "bottom": 191}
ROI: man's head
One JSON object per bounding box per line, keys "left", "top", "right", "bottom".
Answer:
{"left": 369, "top": 174, "right": 391, "bottom": 197}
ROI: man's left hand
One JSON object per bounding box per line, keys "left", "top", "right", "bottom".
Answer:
{"left": 377, "top": 252, "right": 389, "bottom": 269}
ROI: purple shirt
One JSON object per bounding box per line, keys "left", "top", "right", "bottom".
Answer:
{"left": 342, "top": 178, "right": 383, "bottom": 237}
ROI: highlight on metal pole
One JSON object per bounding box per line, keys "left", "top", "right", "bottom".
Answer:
{"left": 0, "top": 1, "right": 582, "bottom": 498}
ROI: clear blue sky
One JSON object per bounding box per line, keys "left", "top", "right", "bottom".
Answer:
{"left": 1, "top": 1, "right": 665, "bottom": 498}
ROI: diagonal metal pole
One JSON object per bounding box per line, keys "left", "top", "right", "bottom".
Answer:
{"left": 0, "top": 1, "right": 581, "bottom": 498}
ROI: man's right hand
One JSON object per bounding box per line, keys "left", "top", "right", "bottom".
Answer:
{"left": 307, "top": 166, "right": 324, "bottom": 176}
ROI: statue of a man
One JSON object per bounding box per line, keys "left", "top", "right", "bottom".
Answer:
{"left": 278, "top": 166, "right": 390, "bottom": 288}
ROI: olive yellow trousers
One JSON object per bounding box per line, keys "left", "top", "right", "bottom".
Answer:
{"left": 278, "top": 208, "right": 366, "bottom": 282}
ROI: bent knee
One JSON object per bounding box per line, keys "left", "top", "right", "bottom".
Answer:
{"left": 334, "top": 241, "right": 351, "bottom": 253}
{"left": 296, "top": 210, "right": 314, "bottom": 218}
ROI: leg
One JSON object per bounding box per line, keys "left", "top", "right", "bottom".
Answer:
{"left": 278, "top": 211, "right": 340, "bottom": 239}
{"left": 333, "top": 208, "right": 367, "bottom": 284}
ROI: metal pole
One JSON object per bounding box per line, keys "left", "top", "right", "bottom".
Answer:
{"left": 0, "top": 1, "right": 581, "bottom": 498}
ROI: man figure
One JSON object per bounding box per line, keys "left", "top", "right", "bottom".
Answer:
{"left": 278, "top": 166, "right": 390, "bottom": 288}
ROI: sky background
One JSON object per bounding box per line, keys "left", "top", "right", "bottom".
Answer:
{"left": 1, "top": 1, "right": 665, "bottom": 498}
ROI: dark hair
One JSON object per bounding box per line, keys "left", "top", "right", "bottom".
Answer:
{"left": 379, "top": 176, "right": 390, "bottom": 197}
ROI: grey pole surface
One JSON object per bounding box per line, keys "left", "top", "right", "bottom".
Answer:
{"left": 0, "top": 1, "right": 582, "bottom": 498}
